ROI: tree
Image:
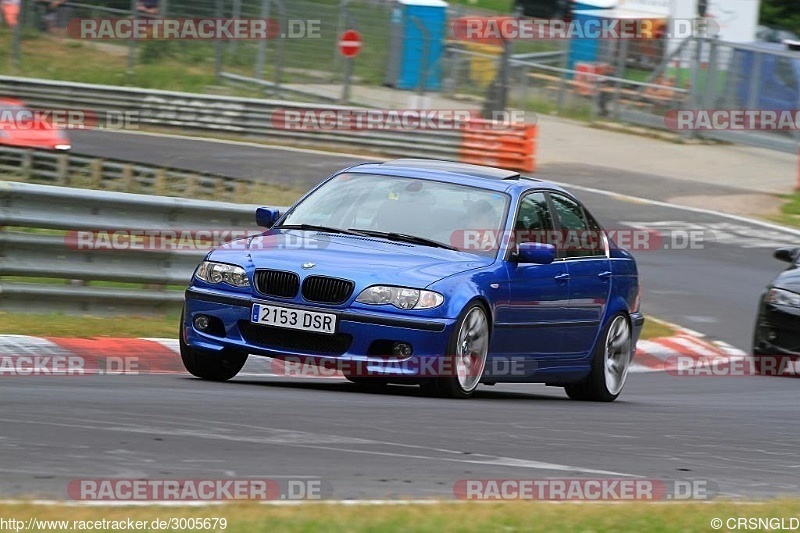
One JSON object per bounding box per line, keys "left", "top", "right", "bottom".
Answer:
{"left": 760, "top": 0, "right": 800, "bottom": 34}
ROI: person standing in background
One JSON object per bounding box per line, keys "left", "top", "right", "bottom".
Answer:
{"left": 2, "top": 0, "right": 20, "bottom": 28}
{"left": 36, "top": 0, "right": 69, "bottom": 35}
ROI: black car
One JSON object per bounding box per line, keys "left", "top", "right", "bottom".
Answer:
{"left": 753, "top": 247, "right": 800, "bottom": 367}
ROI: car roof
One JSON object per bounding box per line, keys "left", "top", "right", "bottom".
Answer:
{"left": 346, "top": 159, "right": 568, "bottom": 196}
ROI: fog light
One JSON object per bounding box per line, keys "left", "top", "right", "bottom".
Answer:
{"left": 194, "top": 315, "right": 210, "bottom": 331}
{"left": 392, "top": 342, "right": 412, "bottom": 357}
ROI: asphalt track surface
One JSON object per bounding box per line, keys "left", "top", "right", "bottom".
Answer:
{"left": 1, "top": 130, "right": 797, "bottom": 500}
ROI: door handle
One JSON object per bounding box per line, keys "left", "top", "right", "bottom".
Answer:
{"left": 554, "top": 272, "right": 570, "bottom": 282}
{"left": 598, "top": 271, "right": 612, "bottom": 280}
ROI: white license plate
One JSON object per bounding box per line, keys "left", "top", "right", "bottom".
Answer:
{"left": 251, "top": 303, "right": 336, "bottom": 335}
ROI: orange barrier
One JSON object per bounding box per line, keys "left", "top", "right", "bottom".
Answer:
{"left": 574, "top": 62, "right": 612, "bottom": 96}
{"left": 459, "top": 119, "right": 537, "bottom": 173}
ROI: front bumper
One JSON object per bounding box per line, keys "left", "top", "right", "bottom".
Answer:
{"left": 753, "top": 302, "right": 800, "bottom": 357}
{"left": 183, "top": 287, "right": 457, "bottom": 377}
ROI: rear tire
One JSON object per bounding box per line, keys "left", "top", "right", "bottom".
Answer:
{"left": 179, "top": 313, "right": 247, "bottom": 381}
{"left": 565, "top": 314, "right": 632, "bottom": 402}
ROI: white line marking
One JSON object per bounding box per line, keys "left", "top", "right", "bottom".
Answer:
{"left": 548, "top": 181, "right": 800, "bottom": 237}
{"left": 90, "top": 129, "right": 384, "bottom": 160}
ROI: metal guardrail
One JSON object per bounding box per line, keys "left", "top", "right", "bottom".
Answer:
{"left": 0, "top": 180, "right": 266, "bottom": 314}
{"left": 0, "top": 76, "right": 464, "bottom": 160}
{"left": 0, "top": 145, "right": 268, "bottom": 201}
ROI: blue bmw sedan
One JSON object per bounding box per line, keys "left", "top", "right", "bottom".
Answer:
{"left": 181, "top": 159, "right": 644, "bottom": 400}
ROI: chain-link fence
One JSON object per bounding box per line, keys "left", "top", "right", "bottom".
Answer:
{"left": 2, "top": 2, "right": 796, "bottom": 153}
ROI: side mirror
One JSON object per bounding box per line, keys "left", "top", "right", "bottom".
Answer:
{"left": 516, "top": 242, "right": 556, "bottom": 265}
{"left": 255, "top": 207, "right": 281, "bottom": 228}
{"left": 774, "top": 247, "right": 799, "bottom": 263}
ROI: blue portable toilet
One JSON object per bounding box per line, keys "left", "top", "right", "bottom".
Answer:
{"left": 568, "top": 0, "right": 615, "bottom": 70}
{"left": 384, "top": 0, "right": 448, "bottom": 91}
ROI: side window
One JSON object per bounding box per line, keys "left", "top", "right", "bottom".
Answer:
{"left": 514, "top": 192, "right": 554, "bottom": 250}
{"left": 550, "top": 193, "right": 604, "bottom": 258}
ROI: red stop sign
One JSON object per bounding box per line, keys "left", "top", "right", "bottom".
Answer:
{"left": 338, "top": 29, "right": 362, "bottom": 58}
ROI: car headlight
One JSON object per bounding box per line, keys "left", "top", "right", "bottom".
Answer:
{"left": 195, "top": 261, "right": 250, "bottom": 287}
{"left": 355, "top": 285, "right": 444, "bottom": 309}
{"left": 767, "top": 288, "right": 800, "bottom": 308}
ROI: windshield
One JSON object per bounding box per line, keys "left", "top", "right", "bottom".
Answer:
{"left": 281, "top": 173, "right": 510, "bottom": 257}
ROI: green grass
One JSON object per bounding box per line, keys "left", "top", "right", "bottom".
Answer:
{"left": 0, "top": 31, "right": 219, "bottom": 92}
{"left": 641, "top": 317, "right": 676, "bottom": 340}
{"left": 511, "top": 92, "right": 593, "bottom": 122}
{"left": 772, "top": 192, "right": 800, "bottom": 228}
{"left": 0, "top": 310, "right": 180, "bottom": 338}
{"left": 448, "top": 0, "right": 513, "bottom": 12}
{"left": 1, "top": 500, "right": 799, "bottom": 532}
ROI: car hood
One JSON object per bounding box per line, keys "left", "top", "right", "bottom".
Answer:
{"left": 773, "top": 266, "right": 800, "bottom": 293}
{"left": 209, "top": 230, "right": 492, "bottom": 288}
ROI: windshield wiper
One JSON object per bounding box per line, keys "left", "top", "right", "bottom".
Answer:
{"left": 350, "top": 229, "right": 458, "bottom": 251}
{"left": 275, "top": 224, "right": 368, "bottom": 236}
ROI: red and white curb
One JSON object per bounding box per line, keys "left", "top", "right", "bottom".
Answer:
{"left": 0, "top": 331, "right": 749, "bottom": 377}
{"left": 631, "top": 334, "right": 747, "bottom": 373}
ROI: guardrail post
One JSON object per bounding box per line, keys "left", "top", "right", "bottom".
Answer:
{"left": 56, "top": 152, "right": 69, "bottom": 185}
{"left": 154, "top": 168, "right": 168, "bottom": 195}
{"left": 21, "top": 150, "right": 32, "bottom": 180}
{"left": 90, "top": 159, "right": 103, "bottom": 189}
{"left": 187, "top": 175, "right": 199, "bottom": 197}
{"left": 215, "top": 177, "right": 226, "bottom": 199}
{"left": 235, "top": 180, "right": 251, "bottom": 199}
{"left": 122, "top": 164, "right": 135, "bottom": 192}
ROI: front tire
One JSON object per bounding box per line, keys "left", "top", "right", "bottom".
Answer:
{"left": 565, "top": 314, "right": 632, "bottom": 402}
{"left": 179, "top": 314, "right": 247, "bottom": 381}
{"left": 422, "top": 303, "right": 490, "bottom": 399}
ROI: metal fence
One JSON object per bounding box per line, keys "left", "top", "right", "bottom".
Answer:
{"left": 0, "top": 180, "right": 264, "bottom": 314}
{"left": 4, "top": 0, "right": 797, "bottom": 154}
{"left": 0, "top": 145, "right": 268, "bottom": 201}
{"left": 466, "top": 35, "right": 798, "bottom": 153}
{"left": 0, "top": 75, "right": 464, "bottom": 159}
